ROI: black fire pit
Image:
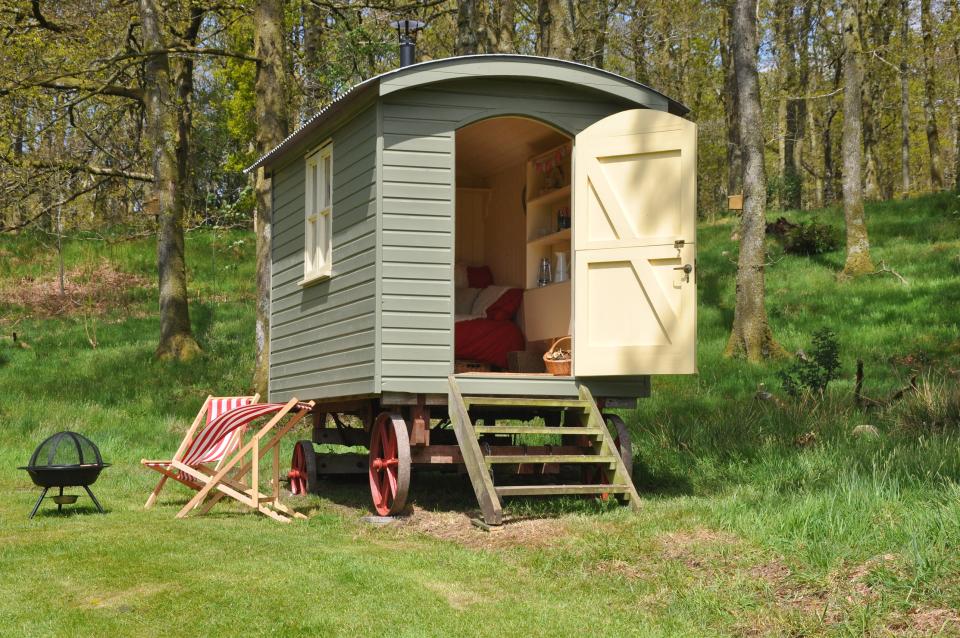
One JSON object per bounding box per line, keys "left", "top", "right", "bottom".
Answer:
{"left": 19, "top": 431, "right": 109, "bottom": 518}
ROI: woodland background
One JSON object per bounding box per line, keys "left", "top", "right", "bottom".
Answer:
{"left": 2, "top": 6, "right": 960, "bottom": 632}
{"left": 0, "top": 0, "right": 958, "bottom": 371}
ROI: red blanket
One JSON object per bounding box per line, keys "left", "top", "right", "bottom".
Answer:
{"left": 455, "top": 318, "right": 525, "bottom": 369}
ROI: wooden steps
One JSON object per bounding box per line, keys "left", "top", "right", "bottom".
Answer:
{"left": 463, "top": 397, "right": 591, "bottom": 409}
{"left": 472, "top": 425, "right": 601, "bottom": 437}
{"left": 495, "top": 484, "right": 630, "bottom": 497}
{"left": 448, "top": 377, "right": 642, "bottom": 526}
{"left": 485, "top": 454, "right": 617, "bottom": 465}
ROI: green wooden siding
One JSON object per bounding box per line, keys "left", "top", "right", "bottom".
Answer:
{"left": 379, "top": 77, "right": 641, "bottom": 395}
{"left": 268, "top": 104, "right": 379, "bottom": 402}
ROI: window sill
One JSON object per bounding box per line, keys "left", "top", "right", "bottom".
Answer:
{"left": 298, "top": 269, "right": 332, "bottom": 287}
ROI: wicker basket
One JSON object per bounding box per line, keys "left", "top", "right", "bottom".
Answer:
{"left": 542, "top": 336, "right": 572, "bottom": 376}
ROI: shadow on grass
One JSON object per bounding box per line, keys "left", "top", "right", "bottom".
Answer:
{"left": 304, "top": 462, "right": 691, "bottom": 521}
{"left": 29, "top": 504, "right": 109, "bottom": 519}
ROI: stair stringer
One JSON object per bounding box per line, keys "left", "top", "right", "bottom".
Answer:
{"left": 448, "top": 376, "right": 503, "bottom": 525}
{"left": 579, "top": 385, "right": 643, "bottom": 511}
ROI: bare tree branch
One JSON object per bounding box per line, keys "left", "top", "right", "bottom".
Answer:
{"left": 32, "top": 78, "right": 143, "bottom": 101}
{"left": 30, "top": 0, "right": 66, "bottom": 33}
{"left": 0, "top": 176, "right": 112, "bottom": 233}
{"left": 18, "top": 159, "right": 153, "bottom": 182}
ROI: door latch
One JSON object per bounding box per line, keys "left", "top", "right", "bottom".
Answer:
{"left": 674, "top": 239, "right": 685, "bottom": 250}
{"left": 674, "top": 263, "right": 693, "bottom": 283}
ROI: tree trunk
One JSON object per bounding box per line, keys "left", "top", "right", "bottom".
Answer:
{"left": 302, "top": 0, "right": 324, "bottom": 106}
{"left": 822, "top": 108, "right": 836, "bottom": 204}
{"left": 920, "top": 0, "right": 944, "bottom": 190}
{"left": 840, "top": 0, "right": 874, "bottom": 277}
{"left": 721, "top": 0, "right": 742, "bottom": 197}
{"left": 494, "top": 0, "right": 516, "bottom": 53}
{"left": 899, "top": 0, "right": 911, "bottom": 196}
{"left": 807, "top": 103, "right": 824, "bottom": 208}
{"left": 954, "top": 35, "right": 960, "bottom": 189}
{"left": 175, "top": 8, "right": 202, "bottom": 238}
{"left": 629, "top": 5, "right": 649, "bottom": 84}
{"left": 537, "top": 0, "right": 572, "bottom": 59}
{"left": 862, "top": 0, "right": 895, "bottom": 201}
{"left": 253, "top": 0, "right": 289, "bottom": 397}
{"left": 589, "top": 1, "right": 613, "bottom": 68}
{"left": 794, "top": 1, "right": 811, "bottom": 208}
{"left": 456, "top": 0, "right": 480, "bottom": 55}
{"left": 862, "top": 78, "right": 882, "bottom": 201}
{"left": 822, "top": 58, "right": 842, "bottom": 205}
{"left": 141, "top": 0, "right": 200, "bottom": 361}
{"left": 725, "top": 0, "right": 783, "bottom": 361}
{"left": 775, "top": 92, "right": 787, "bottom": 211}
{"left": 774, "top": 0, "right": 802, "bottom": 210}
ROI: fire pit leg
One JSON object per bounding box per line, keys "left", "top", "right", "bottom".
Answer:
{"left": 57, "top": 487, "right": 64, "bottom": 513}
{"left": 29, "top": 488, "right": 48, "bottom": 519}
{"left": 83, "top": 486, "right": 105, "bottom": 513}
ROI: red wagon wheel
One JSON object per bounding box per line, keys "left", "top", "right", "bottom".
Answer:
{"left": 603, "top": 413, "right": 633, "bottom": 479}
{"left": 582, "top": 414, "right": 634, "bottom": 498}
{"left": 368, "top": 412, "right": 411, "bottom": 516}
{"left": 288, "top": 440, "right": 316, "bottom": 496}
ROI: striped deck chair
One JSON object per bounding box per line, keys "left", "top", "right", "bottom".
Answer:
{"left": 143, "top": 394, "right": 259, "bottom": 508}
{"left": 143, "top": 398, "right": 315, "bottom": 522}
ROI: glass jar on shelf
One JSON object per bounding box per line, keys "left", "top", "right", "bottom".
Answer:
{"left": 537, "top": 257, "right": 553, "bottom": 287}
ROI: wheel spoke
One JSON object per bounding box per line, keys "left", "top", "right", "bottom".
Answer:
{"left": 380, "top": 471, "right": 392, "bottom": 505}
{"left": 386, "top": 466, "right": 398, "bottom": 495}
{"left": 385, "top": 421, "right": 396, "bottom": 459}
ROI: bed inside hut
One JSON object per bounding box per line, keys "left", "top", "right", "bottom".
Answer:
{"left": 453, "top": 116, "right": 574, "bottom": 374}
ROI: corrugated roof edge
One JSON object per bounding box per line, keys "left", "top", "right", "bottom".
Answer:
{"left": 244, "top": 54, "right": 689, "bottom": 174}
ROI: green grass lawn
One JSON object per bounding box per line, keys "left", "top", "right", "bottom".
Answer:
{"left": 1, "top": 194, "right": 959, "bottom": 636}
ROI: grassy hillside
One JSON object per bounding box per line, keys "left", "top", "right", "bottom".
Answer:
{"left": 1, "top": 194, "right": 958, "bottom": 636}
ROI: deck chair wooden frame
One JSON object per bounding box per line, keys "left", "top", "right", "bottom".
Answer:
{"left": 172, "top": 398, "right": 315, "bottom": 523}
{"left": 143, "top": 394, "right": 259, "bottom": 508}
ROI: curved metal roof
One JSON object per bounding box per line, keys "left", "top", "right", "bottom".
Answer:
{"left": 245, "top": 54, "right": 689, "bottom": 174}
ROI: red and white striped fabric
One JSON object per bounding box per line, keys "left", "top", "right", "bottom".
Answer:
{"left": 200, "top": 397, "right": 255, "bottom": 461}
{"left": 207, "top": 397, "right": 253, "bottom": 425}
{"left": 181, "top": 403, "right": 287, "bottom": 467}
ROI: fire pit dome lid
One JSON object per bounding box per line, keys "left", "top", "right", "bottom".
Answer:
{"left": 23, "top": 431, "right": 105, "bottom": 469}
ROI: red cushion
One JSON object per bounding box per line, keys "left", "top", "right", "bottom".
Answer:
{"left": 486, "top": 288, "right": 523, "bottom": 321}
{"left": 467, "top": 266, "right": 494, "bottom": 288}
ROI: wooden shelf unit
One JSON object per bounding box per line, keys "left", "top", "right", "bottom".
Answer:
{"left": 523, "top": 141, "right": 573, "bottom": 341}
{"left": 527, "top": 227, "right": 571, "bottom": 249}
{"left": 525, "top": 184, "right": 570, "bottom": 210}
{"left": 524, "top": 141, "right": 572, "bottom": 290}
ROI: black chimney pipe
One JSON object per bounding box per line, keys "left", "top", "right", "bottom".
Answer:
{"left": 390, "top": 19, "right": 425, "bottom": 68}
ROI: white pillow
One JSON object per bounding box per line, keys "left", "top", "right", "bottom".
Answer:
{"left": 471, "top": 285, "right": 508, "bottom": 317}
{"left": 454, "top": 264, "right": 468, "bottom": 289}
{"left": 455, "top": 287, "right": 481, "bottom": 315}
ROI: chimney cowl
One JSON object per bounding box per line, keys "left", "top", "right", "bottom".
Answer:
{"left": 390, "top": 19, "right": 426, "bottom": 68}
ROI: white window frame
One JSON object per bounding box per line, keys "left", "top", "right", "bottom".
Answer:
{"left": 301, "top": 142, "right": 333, "bottom": 285}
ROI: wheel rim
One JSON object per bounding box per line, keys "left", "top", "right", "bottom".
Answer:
{"left": 368, "top": 412, "right": 410, "bottom": 516}
{"left": 583, "top": 415, "right": 634, "bottom": 498}
{"left": 603, "top": 414, "right": 633, "bottom": 479}
{"left": 289, "top": 441, "right": 307, "bottom": 496}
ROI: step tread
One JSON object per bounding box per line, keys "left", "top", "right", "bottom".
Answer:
{"left": 484, "top": 454, "right": 616, "bottom": 465}
{"left": 495, "top": 484, "right": 630, "bottom": 496}
{"left": 473, "top": 426, "right": 602, "bottom": 436}
{"left": 463, "top": 397, "right": 591, "bottom": 409}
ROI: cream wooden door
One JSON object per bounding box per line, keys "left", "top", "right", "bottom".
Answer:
{"left": 573, "top": 109, "right": 697, "bottom": 376}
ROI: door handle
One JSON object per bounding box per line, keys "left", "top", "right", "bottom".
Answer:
{"left": 673, "top": 264, "right": 693, "bottom": 283}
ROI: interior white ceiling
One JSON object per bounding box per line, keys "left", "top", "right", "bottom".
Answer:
{"left": 455, "top": 117, "right": 569, "bottom": 182}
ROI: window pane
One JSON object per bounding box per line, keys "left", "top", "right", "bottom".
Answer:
{"left": 310, "top": 163, "right": 318, "bottom": 212}
{"left": 322, "top": 155, "right": 332, "bottom": 208}
{"left": 305, "top": 220, "right": 314, "bottom": 271}
{"left": 317, "top": 216, "right": 327, "bottom": 267}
